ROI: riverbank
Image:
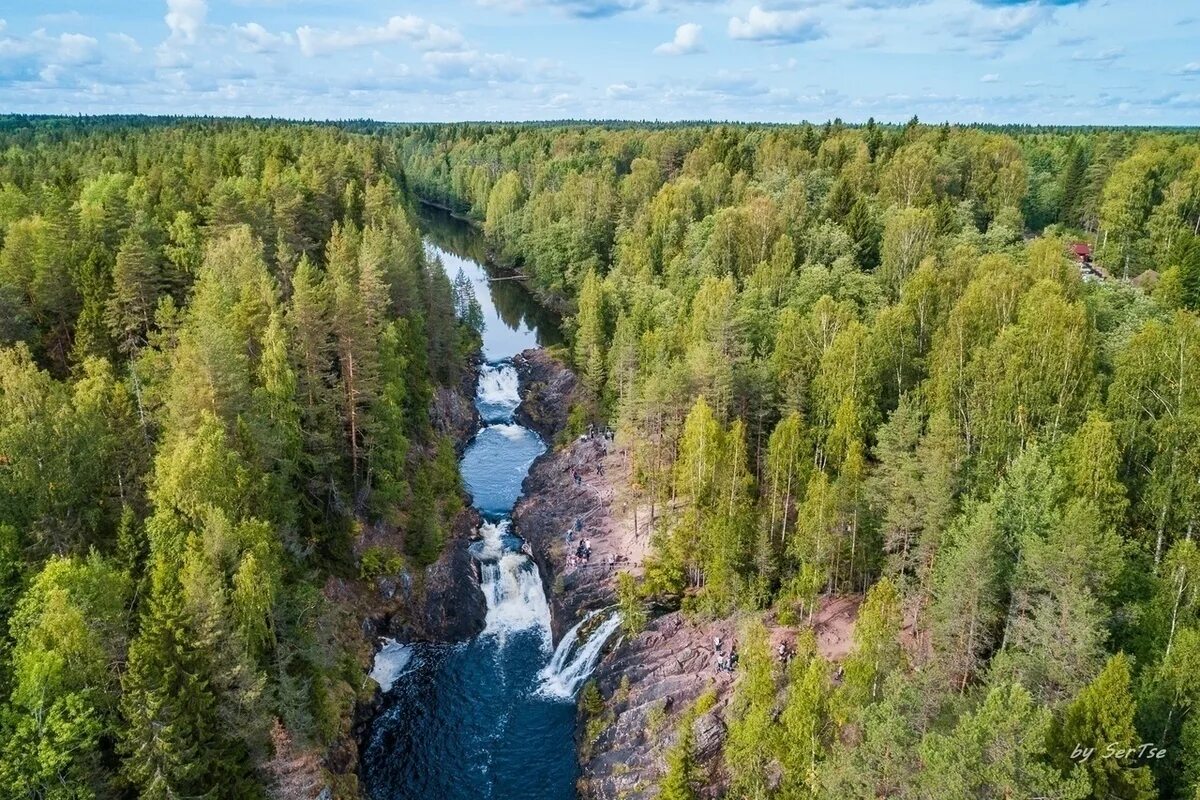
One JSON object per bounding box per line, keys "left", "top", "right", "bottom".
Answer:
{"left": 310, "top": 354, "right": 488, "bottom": 799}
{"left": 506, "top": 349, "right": 870, "bottom": 799}
{"left": 510, "top": 349, "right": 654, "bottom": 634}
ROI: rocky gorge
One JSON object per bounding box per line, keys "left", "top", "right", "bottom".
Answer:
{"left": 346, "top": 206, "right": 862, "bottom": 800}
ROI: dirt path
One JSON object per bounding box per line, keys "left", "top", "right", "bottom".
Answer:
{"left": 557, "top": 437, "right": 654, "bottom": 579}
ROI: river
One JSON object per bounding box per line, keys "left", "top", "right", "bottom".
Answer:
{"left": 361, "top": 206, "right": 619, "bottom": 800}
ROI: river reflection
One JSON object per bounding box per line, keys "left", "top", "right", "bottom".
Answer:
{"left": 417, "top": 203, "right": 561, "bottom": 361}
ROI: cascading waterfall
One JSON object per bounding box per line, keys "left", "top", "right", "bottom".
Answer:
{"left": 363, "top": 219, "right": 612, "bottom": 800}
{"left": 476, "top": 362, "right": 521, "bottom": 423}
{"left": 473, "top": 519, "right": 552, "bottom": 646}
{"left": 467, "top": 364, "right": 553, "bottom": 645}
{"left": 538, "top": 611, "right": 624, "bottom": 699}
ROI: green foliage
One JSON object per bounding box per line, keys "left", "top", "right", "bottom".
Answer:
{"left": 580, "top": 680, "right": 604, "bottom": 717}
{"left": 1, "top": 116, "right": 1199, "bottom": 800}
{"left": 1051, "top": 653, "right": 1156, "bottom": 800}
{"left": 0, "top": 555, "right": 130, "bottom": 798}
{"left": 0, "top": 119, "right": 473, "bottom": 795}
{"left": 616, "top": 571, "right": 648, "bottom": 635}
{"left": 359, "top": 545, "right": 405, "bottom": 579}
{"left": 838, "top": 577, "right": 904, "bottom": 713}
{"left": 920, "top": 683, "right": 1089, "bottom": 800}
{"left": 659, "top": 695, "right": 710, "bottom": 800}
{"left": 394, "top": 121, "right": 1200, "bottom": 800}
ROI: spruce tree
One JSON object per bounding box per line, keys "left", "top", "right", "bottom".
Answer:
{"left": 1051, "top": 653, "right": 1155, "bottom": 800}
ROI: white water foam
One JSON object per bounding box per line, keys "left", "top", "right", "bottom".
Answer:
{"left": 490, "top": 423, "right": 531, "bottom": 441}
{"left": 369, "top": 638, "right": 414, "bottom": 693}
{"left": 477, "top": 362, "right": 520, "bottom": 423}
{"left": 473, "top": 519, "right": 512, "bottom": 559}
{"left": 537, "top": 610, "right": 623, "bottom": 700}
{"left": 476, "top": 521, "right": 552, "bottom": 648}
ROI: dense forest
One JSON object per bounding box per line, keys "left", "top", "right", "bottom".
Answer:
{"left": 393, "top": 120, "right": 1200, "bottom": 799}
{"left": 2, "top": 114, "right": 1200, "bottom": 799}
{"left": 0, "top": 118, "right": 476, "bottom": 797}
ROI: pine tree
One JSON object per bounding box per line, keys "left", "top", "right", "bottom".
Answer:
{"left": 1059, "top": 139, "right": 1088, "bottom": 227}
{"left": 106, "top": 222, "right": 163, "bottom": 355}
{"left": 660, "top": 708, "right": 703, "bottom": 800}
{"left": 778, "top": 633, "right": 830, "bottom": 798}
{"left": 287, "top": 255, "right": 340, "bottom": 517}
{"left": 839, "top": 577, "right": 905, "bottom": 712}
{"left": 326, "top": 222, "right": 382, "bottom": 496}
{"left": 845, "top": 197, "right": 881, "bottom": 270}
{"left": 724, "top": 621, "right": 779, "bottom": 797}
{"left": 930, "top": 501, "right": 1006, "bottom": 691}
{"left": 1051, "top": 653, "right": 1155, "bottom": 800}
{"left": 920, "top": 683, "right": 1088, "bottom": 800}
{"left": 254, "top": 310, "right": 302, "bottom": 525}
{"left": 121, "top": 556, "right": 252, "bottom": 799}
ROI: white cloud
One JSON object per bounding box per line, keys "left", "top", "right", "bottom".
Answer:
{"left": 980, "top": 73, "right": 999, "bottom": 83}
{"left": 655, "top": 23, "right": 703, "bottom": 56}
{"left": 728, "top": 6, "right": 824, "bottom": 45}
{"left": 296, "top": 15, "right": 464, "bottom": 57}
{"left": 606, "top": 81, "right": 638, "bottom": 98}
{"left": 1179, "top": 61, "right": 1200, "bottom": 75}
{"left": 165, "top": 0, "right": 207, "bottom": 43}
{"left": 232, "top": 22, "right": 291, "bottom": 53}
{"left": 110, "top": 33, "right": 143, "bottom": 54}
{"left": 422, "top": 50, "right": 523, "bottom": 81}
{"left": 54, "top": 32, "right": 100, "bottom": 65}
{"left": 957, "top": 4, "right": 1052, "bottom": 43}
{"left": 1071, "top": 47, "right": 1124, "bottom": 64}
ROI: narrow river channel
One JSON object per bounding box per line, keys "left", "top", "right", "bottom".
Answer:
{"left": 361, "top": 206, "right": 617, "bottom": 800}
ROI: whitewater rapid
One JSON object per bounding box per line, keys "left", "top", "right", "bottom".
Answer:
{"left": 538, "top": 610, "right": 624, "bottom": 699}
{"left": 370, "top": 359, "right": 619, "bottom": 700}
{"left": 363, "top": 221, "right": 619, "bottom": 800}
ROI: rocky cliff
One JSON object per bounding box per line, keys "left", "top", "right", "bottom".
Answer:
{"left": 507, "top": 348, "right": 733, "bottom": 798}
{"left": 507, "top": 347, "right": 866, "bottom": 800}
{"left": 580, "top": 612, "right": 736, "bottom": 800}
{"left": 512, "top": 348, "right": 576, "bottom": 442}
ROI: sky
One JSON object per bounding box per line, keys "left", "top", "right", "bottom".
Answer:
{"left": 0, "top": 0, "right": 1197, "bottom": 125}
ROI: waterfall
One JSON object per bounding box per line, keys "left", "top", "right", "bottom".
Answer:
{"left": 474, "top": 520, "right": 552, "bottom": 647}
{"left": 476, "top": 361, "right": 521, "bottom": 423}
{"left": 369, "top": 638, "right": 414, "bottom": 693}
{"left": 537, "top": 610, "right": 623, "bottom": 700}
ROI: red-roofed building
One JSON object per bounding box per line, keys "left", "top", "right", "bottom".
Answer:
{"left": 1070, "top": 242, "right": 1106, "bottom": 282}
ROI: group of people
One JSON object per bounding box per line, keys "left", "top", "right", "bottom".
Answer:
{"left": 604, "top": 552, "right": 630, "bottom": 569}
{"left": 570, "top": 538, "right": 593, "bottom": 566}
{"left": 582, "top": 424, "right": 615, "bottom": 443}
{"left": 711, "top": 635, "right": 793, "bottom": 672}
{"left": 713, "top": 635, "right": 739, "bottom": 673}
{"left": 569, "top": 459, "right": 605, "bottom": 487}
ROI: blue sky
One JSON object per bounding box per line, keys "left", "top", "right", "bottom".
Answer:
{"left": 0, "top": 0, "right": 1197, "bottom": 124}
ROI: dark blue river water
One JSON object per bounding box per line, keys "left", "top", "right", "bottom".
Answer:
{"left": 361, "top": 207, "right": 613, "bottom": 800}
